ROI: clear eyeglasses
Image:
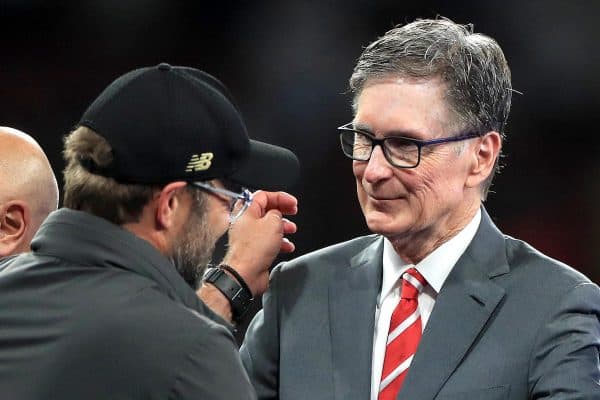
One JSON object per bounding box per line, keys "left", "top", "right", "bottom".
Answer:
{"left": 338, "top": 122, "right": 482, "bottom": 168}
{"left": 189, "top": 181, "right": 253, "bottom": 224}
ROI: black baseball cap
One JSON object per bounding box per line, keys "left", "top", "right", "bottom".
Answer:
{"left": 77, "top": 63, "right": 299, "bottom": 191}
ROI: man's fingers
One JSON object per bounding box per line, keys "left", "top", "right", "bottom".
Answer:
{"left": 282, "top": 218, "right": 297, "bottom": 235}
{"left": 280, "top": 237, "right": 295, "bottom": 253}
{"left": 260, "top": 210, "right": 295, "bottom": 253}
{"left": 265, "top": 209, "right": 283, "bottom": 222}
{"left": 273, "top": 192, "right": 298, "bottom": 214}
{"left": 250, "top": 191, "right": 298, "bottom": 216}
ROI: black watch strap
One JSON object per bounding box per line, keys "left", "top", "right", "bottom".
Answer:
{"left": 203, "top": 267, "right": 254, "bottom": 320}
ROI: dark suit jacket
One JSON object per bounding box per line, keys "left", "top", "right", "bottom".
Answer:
{"left": 241, "top": 209, "right": 600, "bottom": 399}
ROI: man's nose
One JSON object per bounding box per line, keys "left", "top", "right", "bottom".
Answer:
{"left": 363, "top": 145, "right": 393, "bottom": 183}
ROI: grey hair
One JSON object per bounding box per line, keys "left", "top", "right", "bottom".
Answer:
{"left": 349, "top": 18, "right": 512, "bottom": 199}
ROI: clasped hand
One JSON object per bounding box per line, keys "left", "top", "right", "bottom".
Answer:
{"left": 222, "top": 190, "right": 298, "bottom": 297}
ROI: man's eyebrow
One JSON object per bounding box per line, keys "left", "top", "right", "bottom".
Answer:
{"left": 352, "top": 122, "right": 423, "bottom": 139}
{"left": 353, "top": 122, "right": 374, "bottom": 133}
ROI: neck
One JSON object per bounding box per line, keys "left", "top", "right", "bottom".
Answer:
{"left": 122, "top": 220, "right": 170, "bottom": 259}
{"left": 389, "top": 200, "right": 480, "bottom": 265}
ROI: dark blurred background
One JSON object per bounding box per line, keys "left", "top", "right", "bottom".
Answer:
{"left": 1, "top": 0, "right": 598, "bottom": 294}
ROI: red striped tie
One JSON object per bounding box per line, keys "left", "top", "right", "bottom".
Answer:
{"left": 378, "top": 268, "right": 427, "bottom": 400}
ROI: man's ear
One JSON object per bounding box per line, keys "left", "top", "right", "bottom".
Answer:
{"left": 154, "top": 182, "right": 189, "bottom": 231}
{"left": 466, "top": 131, "right": 502, "bottom": 189}
{"left": 0, "top": 201, "right": 30, "bottom": 257}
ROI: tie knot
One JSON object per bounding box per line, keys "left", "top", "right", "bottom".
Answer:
{"left": 400, "top": 268, "right": 426, "bottom": 300}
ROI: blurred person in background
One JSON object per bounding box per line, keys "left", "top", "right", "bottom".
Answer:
{"left": 0, "top": 126, "right": 58, "bottom": 258}
{"left": 241, "top": 18, "right": 600, "bottom": 399}
{"left": 0, "top": 63, "right": 299, "bottom": 399}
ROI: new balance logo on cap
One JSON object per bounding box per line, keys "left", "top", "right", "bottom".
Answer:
{"left": 77, "top": 63, "right": 298, "bottom": 188}
{"left": 185, "top": 153, "right": 214, "bottom": 172}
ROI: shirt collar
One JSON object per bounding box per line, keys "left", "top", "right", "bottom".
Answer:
{"left": 379, "top": 209, "right": 481, "bottom": 306}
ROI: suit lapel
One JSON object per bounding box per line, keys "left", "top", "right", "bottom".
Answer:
{"left": 329, "top": 236, "right": 383, "bottom": 400}
{"left": 399, "top": 209, "right": 509, "bottom": 400}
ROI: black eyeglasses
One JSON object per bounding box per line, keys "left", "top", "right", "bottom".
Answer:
{"left": 338, "top": 122, "right": 482, "bottom": 168}
{"left": 188, "top": 181, "right": 253, "bottom": 224}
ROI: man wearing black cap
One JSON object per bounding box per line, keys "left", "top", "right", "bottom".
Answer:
{"left": 0, "top": 63, "right": 299, "bottom": 399}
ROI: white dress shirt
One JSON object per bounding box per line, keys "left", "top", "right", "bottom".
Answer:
{"left": 370, "top": 209, "right": 481, "bottom": 400}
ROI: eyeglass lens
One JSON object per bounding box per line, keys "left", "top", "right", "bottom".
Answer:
{"left": 228, "top": 189, "right": 252, "bottom": 224}
{"left": 340, "top": 130, "right": 419, "bottom": 167}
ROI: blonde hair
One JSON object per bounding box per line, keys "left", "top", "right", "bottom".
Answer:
{"left": 62, "top": 126, "right": 159, "bottom": 225}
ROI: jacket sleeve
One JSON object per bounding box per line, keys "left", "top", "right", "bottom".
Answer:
{"left": 169, "top": 322, "right": 257, "bottom": 400}
{"left": 190, "top": 287, "right": 236, "bottom": 334}
{"left": 529, "top": 282, "right": 600, "bottom": 398}
{"left": 239, "top": 264, "right": 283, "bottom": 400}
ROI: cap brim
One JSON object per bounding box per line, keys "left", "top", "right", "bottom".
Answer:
{"left": 229, "top": 140, "right": 300, "bottom": 191}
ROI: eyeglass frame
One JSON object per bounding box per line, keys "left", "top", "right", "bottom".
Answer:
{"left": 188, "top": 181, "right": 253, "bottom": 224}
{"left": 337, "top": 122, "right": 483, "bottom": 168}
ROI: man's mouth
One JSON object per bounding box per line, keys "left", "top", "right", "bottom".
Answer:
{"left": 367, "top": 194, "right": 403, "bottom": 201}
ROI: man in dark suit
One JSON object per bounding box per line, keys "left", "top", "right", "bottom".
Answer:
{"left": 240, "top": 18, "right": 600, "bottom": 399}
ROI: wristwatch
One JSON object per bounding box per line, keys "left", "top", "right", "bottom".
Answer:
{"left": 203, "top": 267, "right": 254, "bottom": 320}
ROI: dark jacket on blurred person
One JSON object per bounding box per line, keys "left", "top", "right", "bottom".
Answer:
{"left": 0, "top": 208, "right": 256, "bottom": 400}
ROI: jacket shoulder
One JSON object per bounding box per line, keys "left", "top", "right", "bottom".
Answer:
{"left": 278, "top": 234, "right": 381, "bottom": 272}
{"left": 503, "top": 235, "right": 594, "bottom": 287}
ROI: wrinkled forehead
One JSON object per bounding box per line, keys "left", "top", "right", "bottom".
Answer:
{"left": 353, "top": 77, "right": 456, "bottom": 134}
{"left": 352, "top": 75, "right": 461, "bottom": 132}
{"left": 353, "top": 74, "right": 448, "bottom": 107}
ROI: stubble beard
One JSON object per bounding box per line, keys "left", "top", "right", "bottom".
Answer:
{"left": 172, "top": 192, "right": 216, "bottom": 289}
